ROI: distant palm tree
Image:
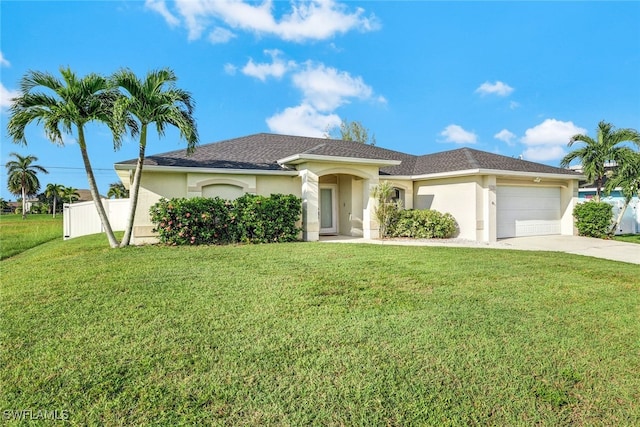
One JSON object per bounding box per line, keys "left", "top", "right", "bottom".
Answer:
{"left": 111, "top": 68, "right": 198, "bottom": 247}
{"left": 107, "top": 182, "right": 129, "bottom": 199}
{"left": 7, "top": 67, "right": 133, "bottom": 247}
{"left": 605, "top": 150, "right": 640, "bottom": 234}
{"left": 560, "top": 121, "right": 640, "bottom": 201}
{"left": 61, "top": 186, "right": 80, "bottom": 204}
{"left": 45, "top": 183, "right": 64, "bottom": 218}
{"left": 0, "top": 198, "right": 9, "bottom": 214}
{"left": 5, "top": 152, "right": 49, "bottom": 219}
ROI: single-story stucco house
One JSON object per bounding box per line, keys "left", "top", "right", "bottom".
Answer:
{"left": 114, "top": 133, "right": 583, "bottom": 245}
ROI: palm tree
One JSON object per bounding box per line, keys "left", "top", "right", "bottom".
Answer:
{"left": 605, "top": 150, "right": 640, "bottom": 234}
{"left": 111, "top": 68, "right": 198, "bottom": 247}
{"left": 107, "top": 182, "right": 129, "bottom": 199}
{"left": 45, "top": 183, "right": 64, "bottom": 218}
{"left": 5, "top": 152, "right": 48, "bottom": 219}
{"left": 560, "top": 121, "right": 640, "bottom": 201}
{"left": 7, "top": 67, "right": 131, "bottom": 247}
{"left": 0, "top": 198, "right": 9, "bottom": 214}
{"left": 61, "top": 186, "right": 80, "bottom": 204}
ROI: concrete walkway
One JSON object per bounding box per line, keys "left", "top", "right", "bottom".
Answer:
{"left": 319, "top": 235, "right": 640, "bottom": 265}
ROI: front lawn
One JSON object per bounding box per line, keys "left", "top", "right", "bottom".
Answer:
{"left": 0, "top": 214, "right": 63, "bottom": 260}
{"left": 1, "top": 236, "right": 639, "bottom": 425}
{"left": 613, "top": 233, "right": 640, "bottom": 244}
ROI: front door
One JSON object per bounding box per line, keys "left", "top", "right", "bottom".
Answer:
{"left": 319, "top": 185, "right": 337, "bottom": 234}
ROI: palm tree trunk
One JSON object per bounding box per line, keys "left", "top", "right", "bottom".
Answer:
{"left": 52, "top": 196, "right": 57, "bottom": 219}
{"left": 21, "top": 186, "right": 26, "bottom": 220}
{"left": 77, "top": 126, "right": 119, "bottom": 248}
{"left": 609, "top": 200, "right": 630, "bottom": 236}
{"left": 595, "top": 177, "right": 603, "bottom": 202}
{"left": 120, "top": 125, "right": 147, "bottom": 247}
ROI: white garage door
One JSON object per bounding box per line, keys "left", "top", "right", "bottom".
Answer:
{"left": 497, "top": 186, "right": 561, "bottom": 238}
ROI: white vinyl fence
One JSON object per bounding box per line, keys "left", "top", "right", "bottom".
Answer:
{"left": 63, "top": 198, "right": 130, "bottom": 240}
{"left": 604, "top": 197, "right": 639, "bottom": 235}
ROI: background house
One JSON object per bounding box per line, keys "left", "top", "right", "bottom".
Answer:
{"left": 114, "top": 133, "right": 583, "bottom": 244}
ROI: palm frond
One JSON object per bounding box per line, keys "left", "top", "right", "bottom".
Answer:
{"left": 20, "top": 70, "right": 63, "bottom": 94}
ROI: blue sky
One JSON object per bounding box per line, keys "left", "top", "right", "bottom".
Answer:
{"left": 1, "top": 1, "right": 639, "bottom": 200}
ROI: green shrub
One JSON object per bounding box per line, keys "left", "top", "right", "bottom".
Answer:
{"left": 391, "top": 209, "right": 458, "bottom": 239}
{"left": 573, "top": 201, "right": 613, "bottom": 238}
{"left": 150, "top": 194, "right": 302, "bottom": 245}
{"left": 149, "top": 197, "right": 233, "bottom": 245}
{"left": 234, "top": 194, "right": 302, "bottom": 243}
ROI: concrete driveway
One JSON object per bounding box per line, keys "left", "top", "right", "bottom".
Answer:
{"left": 320, "top": 235, "right": 640, "bottom": 265}
{"left": 498, "top": 235, "right": 640, "bottom": 265}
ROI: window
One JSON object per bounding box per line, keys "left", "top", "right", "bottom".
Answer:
{"left": 391, "top": 187, "right": 405, "bottom": 204}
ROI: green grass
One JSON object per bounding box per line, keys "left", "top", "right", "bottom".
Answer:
{"left": 612, "top": 233, "right": 640, "bottom": 244}
{"left": 0, "top": 214, "right": 63, "bottom": 260}
{"left": 1, "top": 236, "right": 639, "bottom": 425}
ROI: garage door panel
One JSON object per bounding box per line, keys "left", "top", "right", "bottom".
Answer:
{"left": 502, "top": 209, "right": 558, "bottom": 221}
{"left": 497, "top": 186, "right": 561, "bottom": 238}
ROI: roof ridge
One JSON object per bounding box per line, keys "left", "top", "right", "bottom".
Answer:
{"left": 301, "top": 143, "right": 327, "bottom": 154}
{"left": 461, "top": 147, "right": 481, "bottom": 169}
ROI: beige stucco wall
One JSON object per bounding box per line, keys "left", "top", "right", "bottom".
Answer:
{"left": 257, "top": 175, "right": 302, "bottom": 197}
{"left": 337, "top": 175, "right": 352, "bottom": 236}
{"left": 562, "top": 180, "right": 579, "bottom": 236}
{"left": 479, "top": 176, "right": 497, "bottom": 241}
{"left": 414, "top": 176, "right": 482, "bottom": 241}
{"left": 131, "top": 171, "right": 188, "bottom": 244}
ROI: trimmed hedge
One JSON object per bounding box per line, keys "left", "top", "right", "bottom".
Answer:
{"left": 391, "top": 209, "right": 457, "bottom": 239}
{"left": 150, "top": 194, "right": 302, "bottom": 245}
{"left": 573, "top": 201, "right": 613, "bottom": 238}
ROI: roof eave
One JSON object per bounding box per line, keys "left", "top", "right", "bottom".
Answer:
{"left": 113, "top": 163, "right": 299, "bottom": 176}
{"left": 410, "top": 168, "right": 584, "bottom": 181}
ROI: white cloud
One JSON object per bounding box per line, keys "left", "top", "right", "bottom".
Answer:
{"left": 241, "top": 49, "right": 293, "bottom": 81}
{"left": 475, "top": 81, "right": 514, "bottom": 97}
{"left": 509, "top": 101, "right": 519, "bottom": 110}
{"left": 520, "top": 118, "right": 587, "bottom": 162}
{"left": 153, "top": 0, "right": 379, "bottom": 43}
{"left": 208, "top": 27, "right": 236, "bottom": 43}
{"left": 0, "top": 52, "right": 10, "bottom": 67}
{"left": 266, "top": 103, "right": 340, "bottom": 137}
{"left": 145, "top": 0, "right": 180, "bottom": 27}
{"left": 494, "top": 129, "right": 516, "bottom": 146}
{"left": 233, "top": 52, "right": 382, "bottom": 138}
{"left": 292, "top": 62, "right": 373, "bottom": 111}
{"left": 0, "top": 83, "right": 19, "bottom": 109}
{"left": 521, "top": 119, "right": 586, "bottom": 146}
{"left": 224, "top": 63, "right": 237, "bottom": 75}
{"left": 522, "top": 146, "right": 567, "bottom": 162}
{"left": 440, "top": 124, "right": 477, "bottom": 144}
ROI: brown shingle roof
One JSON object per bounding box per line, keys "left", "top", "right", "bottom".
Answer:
{"left": 116, "top": 133, "right": 579, "bottom": 177}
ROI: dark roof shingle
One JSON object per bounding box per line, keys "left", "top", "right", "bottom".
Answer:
{"left": 116, "top": 133, "right": 579, "bottom": 177}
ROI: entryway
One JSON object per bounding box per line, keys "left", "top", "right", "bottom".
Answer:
{"left": 319, "top": 184, "right": 337, "bottom": 235}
